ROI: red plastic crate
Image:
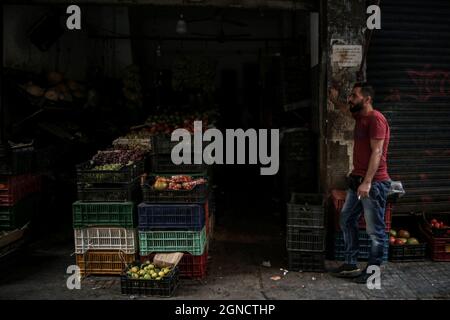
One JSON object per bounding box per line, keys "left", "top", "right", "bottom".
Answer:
{"left": 141, "top": 249, "right": 208, "bottom": 279}
{"left": 0, "top": 174, "right": 41, "bottom": 206}
{"left": 331, "top": 189, "right": 392, "bottom": 232}
{"left": 422, "top": 229, "right": 450, "bottom": 262}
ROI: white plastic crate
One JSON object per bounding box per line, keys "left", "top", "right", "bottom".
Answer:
{"left": 74, "top": 227, "right": 137, "bottom": 254}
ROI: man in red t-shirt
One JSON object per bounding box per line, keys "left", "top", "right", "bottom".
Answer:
{"left": 329, "top": 82, "right": 391, "bottom": 284}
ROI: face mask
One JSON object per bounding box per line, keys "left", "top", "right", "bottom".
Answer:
{"left": 349, "top": 102, "right": 363, "bottom": 113}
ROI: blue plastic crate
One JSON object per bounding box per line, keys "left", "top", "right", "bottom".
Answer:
{"left": 334, "top": 231, "right": 389, "bottom": 262}
{"left": 138, "top": 203, "right": 205, "bottom": 231}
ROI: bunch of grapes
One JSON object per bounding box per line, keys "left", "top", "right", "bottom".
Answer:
{"left": 92, "top": 149, "right": 145, "bottom": 166}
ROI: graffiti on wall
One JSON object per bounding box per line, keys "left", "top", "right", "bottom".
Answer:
{"left": 385, "top": 65, "right": 450, "bottom": 102}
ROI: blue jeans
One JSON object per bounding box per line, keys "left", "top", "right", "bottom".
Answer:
{"left": 339, "top": 180, "right": 391, "bottom": 266}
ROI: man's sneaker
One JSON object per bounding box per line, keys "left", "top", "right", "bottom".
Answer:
{"left": 353, "top": 271, "right": 371, "bottom": 284}
{"left": 330, "top": 263, "right": 361, "bottom": 278}
{"left": 353, "top": 265, "right": 381, "bottom": 284}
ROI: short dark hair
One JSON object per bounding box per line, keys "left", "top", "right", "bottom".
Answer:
{"left": 353, "top": 82, "right": 375, "bottom": 100}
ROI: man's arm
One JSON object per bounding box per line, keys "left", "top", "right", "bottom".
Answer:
{"left": 329, "top": 88, "right": 351, "bottom": 116}
{"left": 357, "top": 138, "right": 384, "bottom": 198}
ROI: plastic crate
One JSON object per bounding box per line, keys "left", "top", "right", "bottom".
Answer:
{"left": 389, "top": 243, "right": 427, "bottom": 262}
{"left": 74, "top": 227, "right": 137, "bottom": 254}
{"left": 142, "top": 175, "right": 208, "bottom": 204}
{"left": 150, "top": 154, "right": 207, "bottom": 173}
{"left": 0, "top": 174, "right": 41, "bottom": 206}
{"left": 139, "top": 227, "right": 207, "bottom": 255}
{"left": 429, "top": 237, "right": 450, "bottom": 262}
{"left": 76, "top": 160, "right": 144, "bottom": 184}
{"left": 138, "top": 203, "right": 206, "bottom": 231}
{"left": 287, "top": 193, "right": 325, "bottom": 229}
{"left": 72, "top": 201, "right": 135, "bottom": 228}
{"left": 0, "top": 195, "right": 38, "bottom": 230}
{"left": 286, "top": 226, "right": 325, "bottom": 252}
{"left": 77, "top": 179, "right": 141, "bottom": 203}
{"left": 121, "top": 266, "right": 179, "bottom": 297}
{"left": 287, "top": 250, "right": 325, "bottom": 272}
{"left": 334, "top": 231, "right": 389, "bottom": 262}
{"left": 141, "top": 247, "right": 208, "bottom": 279}
{"left": 331, "top": 189, "right": 392, "bottom": 232}
{"left": 151, "top": 134, "right": 179, "bottom": 155}
{"left": 76, "top": 250, "right": 136, "bottom": 276}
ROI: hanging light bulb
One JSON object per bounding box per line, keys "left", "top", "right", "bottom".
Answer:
{"left": 176, "top": 14, "right": 187, "bottom": 35}
{"left": 156, "top": 43, "right": 161, "bottom": 57}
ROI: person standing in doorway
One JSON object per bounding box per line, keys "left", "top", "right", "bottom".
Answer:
{"left": 329, "top": 82, "right": 391, "bottom": 284}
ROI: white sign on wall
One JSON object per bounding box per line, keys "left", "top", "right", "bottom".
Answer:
{"left": 332, "top": 45, "right": 362, "bottom": 68}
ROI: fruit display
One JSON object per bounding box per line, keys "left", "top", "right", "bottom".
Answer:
{"left": 153, "top": 175, "right": 207, "bottom": 191}
{"left": 389, "top": 229, "right": 420, "bottom": 246}
{"left": 423, "top": 216, "right": 450, "bottom": 237}
{"left": 144, "top": 110, "right": 216, "bottom": 135}
{"left": 92, "top": 164, "right": 123, "bottom": 171}
{"left": 91, "top": 149, "right": 145, "bottom": 166}
{"left": 125, "top": 262, "right": 173, "bottom": 280}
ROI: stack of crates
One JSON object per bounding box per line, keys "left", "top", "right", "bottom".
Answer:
{"left": 286, "top": 193, "right": 326, "bottom": 272}
{"left": 73, "top": 159, "right": 145, "bottom": 276}
{"left": 330, "top": 189, "right": 390, "bottom": 262}
{"left": 0, "top": 143, "right": 41, "bottom": 231}
{"left": 280, "top": 129, "right": 317, "bottom": 202}
{"left": 139, "top": 135, "right": 210, "bottom": 280}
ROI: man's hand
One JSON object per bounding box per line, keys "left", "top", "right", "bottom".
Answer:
{"left": 357, "top": 181, "right": 371, "bottom": 199}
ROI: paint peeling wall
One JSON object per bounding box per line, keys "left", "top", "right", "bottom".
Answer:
{"left": 325, "top": 0, "right": 366, "bottom": 189}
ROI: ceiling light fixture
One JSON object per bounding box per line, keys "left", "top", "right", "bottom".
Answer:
{"left": 176, "top": 14, "right": 187, "bottom": 35}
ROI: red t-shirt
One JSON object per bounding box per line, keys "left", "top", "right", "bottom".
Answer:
{"left": 351, "top": 109, "right": 390, "bottom": 181}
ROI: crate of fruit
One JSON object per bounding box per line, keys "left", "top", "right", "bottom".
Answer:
{"left": 334, "top": 231, "right": 389, "bottom": 262}
{"left": 287, "top": 193, "right": 325, "bottom": 229}
{"left": 0, "top": 174, "right": 41, "bottom": 206}
{"left": 77, "top": 179, "right": 141, "bottom": 203}
{"left": 141, "top": 245, "right": 208, "bottom": 279}
{"left": 286, "top": 226, "right": 326, "bottom": 252}
{"left": 121, "top": 263, "right": 179, "bottom": 297}
{"left": 142, "top": 173, "right": 208, "bottom": 203}
{"left": 420, "top": 225, "right": 450, "bottom": 262}
{"left": 76, "top": 250, "right": 136, "bottom": 276}
{"left": 150, "top": 154, "right": 207, "bottom": 173}
{"left": 76, "top": 161, "right": 144, "bottom": 184}
{"left": 138, "top": 203, "right": 206, "bottom": 231}
{"left": 331, "top": 189, "right": 392, "bottom": 232}
{"left": 112, "top": 137, "right": 152, "bottom": 153}
{"left": 0, "top": 195, "right": 39, "bottom": 230}
{"left": 139, "top": 227, "right": 207, "bottom": 255}
{"left": 287, "top": 250, "right": 325, "bottom": 272}
{"left": 77, "top": 149, "right": 146, "bottom": 184}
{"left": 74, "top": 227, "right": 137, "bottom": 254}
{"left": 421, "top": 212, "right": 449, "bottom": 238}
{"left": 388, "top": 228, "right": 426, "bottom": 262}
{"left": 72, "top": 201, "right": 135, "bottom": 228}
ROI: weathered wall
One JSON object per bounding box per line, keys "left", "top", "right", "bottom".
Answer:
{"left": 325, "top": 0, "right": 366, "bottom": 190}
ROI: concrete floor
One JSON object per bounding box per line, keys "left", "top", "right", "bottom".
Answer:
{"left": 0, "top": 220, "right": 449, "bottom": 300}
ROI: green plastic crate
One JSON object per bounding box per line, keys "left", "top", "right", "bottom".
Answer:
{"left": 0, "top": 195, "right": 38, "bottom": 230}
{"left": 72, "top": 201, "right": 135, "bottom": 228}
{"left": 139, "top": 227, "right": 207, "bottom": 255}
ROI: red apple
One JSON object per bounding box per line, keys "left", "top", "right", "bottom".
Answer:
{"left": 389, "top": 236, "right": 396, "bottom": 245}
